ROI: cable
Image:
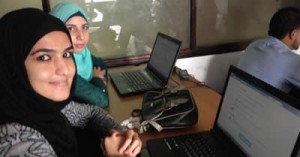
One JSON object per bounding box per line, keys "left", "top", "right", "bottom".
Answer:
{"left": 171, "top": 77, "right": 181, "bottom": 87}
{"left": 184, "top": 74, "right": 207, "bottom": 89}
{"left": 172, "top": 67, "right": 206, "bottom": 89}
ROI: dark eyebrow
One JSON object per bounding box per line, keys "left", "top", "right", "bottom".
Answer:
{"left": 65, "top": 46, "right": 74, "bottom": 52}
{"left": 66, "top": 23, "right": 88, "bottom": 27}
{"left": 66, "top": 24, "right": 76, "bottom": 27}
{"left": 30, "top": 45, "right": 73, "bottom": 55}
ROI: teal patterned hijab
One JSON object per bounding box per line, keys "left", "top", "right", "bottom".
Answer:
{"left": 50, "top": 2, "right": 93, "bottom": 81}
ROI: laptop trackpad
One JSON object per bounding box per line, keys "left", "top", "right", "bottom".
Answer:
{"left": 109, "top": 73, "right": 133, "bottom": 93}
{"left": 146, "top": 138, "right": 185, "bottom": 157}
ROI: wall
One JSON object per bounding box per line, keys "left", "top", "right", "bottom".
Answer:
{"left": 175, "top": 51, "right": 242, "bottom": 93}
{"left": 0, "top": 1, "right": 42, "bottom": 17}
{"left": 196, "top": 0, "right": 281, "bottom": 46}
{"left": 177, "top": 46, "right": 300, "bottom": 93}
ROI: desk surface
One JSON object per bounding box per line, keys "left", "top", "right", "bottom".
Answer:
{"left": 107, "top": 65, "right": 221, "bottom": 146}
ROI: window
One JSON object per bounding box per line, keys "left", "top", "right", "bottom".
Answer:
{"left": 0, "top": 0, "right": 42, "bottom": 17}
{"left": 49, "top": 0, "right": 191, "bottom": 66}
{"left": 1, "top": 0, "right": 300, "bottom": 67}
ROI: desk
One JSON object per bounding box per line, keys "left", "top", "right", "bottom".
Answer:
{"left": 107, "top": 65, "right": 221, "bottom": 146}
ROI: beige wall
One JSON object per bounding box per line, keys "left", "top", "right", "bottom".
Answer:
{"left": 196, "top": 0, "right": 300, "bottom": 46}
{"left": 0, "top": 0, "right": 42, "bottom": 18}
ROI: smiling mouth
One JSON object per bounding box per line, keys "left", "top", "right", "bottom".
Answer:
{"left": 75, "top": 44, "right": 85, "bottom": 48}
{"left": 50, "top": 80, "right": 69, "bottom": 87}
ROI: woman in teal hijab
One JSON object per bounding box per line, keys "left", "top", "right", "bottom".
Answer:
{"left": 50, "top": 2, "right": 109, "bottom": 108}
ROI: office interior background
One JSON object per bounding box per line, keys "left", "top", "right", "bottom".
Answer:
{"left": 1, "top": 0, "right": 300, "bottom": 92}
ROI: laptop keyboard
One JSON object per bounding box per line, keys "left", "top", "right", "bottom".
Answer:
{"left": 122, "top": 71, "right": 153, "bottom": 91}
{"left": 166, "top": 133, "right": 216, "bottom": 157}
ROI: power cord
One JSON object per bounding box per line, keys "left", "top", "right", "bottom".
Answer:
{"left": 171, "top": 77, "right": 181, "bottom": 87}
{"left": 172, "top": 67, "right": 206, "bottom": 89}
{"left": 185, "top": 74, "right": 206, "bottom": 88}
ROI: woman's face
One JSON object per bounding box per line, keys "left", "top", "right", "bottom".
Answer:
{"left": 66, "top": 15, "right": 89, "bottom": 53}
{"left": 25, "top": 31, "right": 75, "bottom": 101}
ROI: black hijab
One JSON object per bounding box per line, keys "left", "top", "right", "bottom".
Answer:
{"left": 0, "top": 8, "right": 77, "bottom": 156}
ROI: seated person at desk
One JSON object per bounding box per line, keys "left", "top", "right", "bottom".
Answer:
{"left": 238, "top": 7, "right": 300, "bottom": 96}
{"left": 0, "top": 8, "right": 141, "bottom": 156}
{"left": 50, "top": 2, "right": 109, "bottom": 108}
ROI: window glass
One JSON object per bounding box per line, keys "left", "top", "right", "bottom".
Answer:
{"left": 49, "top": 0, "right": 190, "bottom": 59}
{"left": 196, "top": 0, "right": 300, "bottom": 46}
{"left": 0, "top": 0, "right": 42, "bottom": 18}
{"left": 1, "top": 0, "right": 299, "bottom": 61}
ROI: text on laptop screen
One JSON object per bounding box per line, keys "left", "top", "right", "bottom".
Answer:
{"left": 217, "top": 73, "right": 300, "bottom": 157}
{"left": 147, "top": 34, "right": 180, "bottom": 83}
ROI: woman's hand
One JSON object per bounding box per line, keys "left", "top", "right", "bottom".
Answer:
{"left": 93, "top": 66, "right": 107, "bottom": 85}
{"left": 103, "top": 129, "right": 142, "bottom": 157}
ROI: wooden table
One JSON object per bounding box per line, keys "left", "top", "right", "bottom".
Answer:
{"left": 107, "top": 65, "right": 221, "bottom": 146}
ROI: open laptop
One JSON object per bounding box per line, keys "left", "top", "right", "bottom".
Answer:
{"left": 146, "top": 65, "right": 300, "bottom": 157}
{"left": 109, "top": 32, "right": 181, "bottom": 96}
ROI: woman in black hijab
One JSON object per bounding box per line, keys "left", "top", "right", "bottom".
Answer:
{"left": 0, "top": 8, "right": 141, "bottom": 157}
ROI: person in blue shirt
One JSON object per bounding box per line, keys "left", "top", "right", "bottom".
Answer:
{"left": 238, "top": 7, "right": 300, "bottom": 95}
{"left": 50, "top": 2, "right": 109, "bottom": 108}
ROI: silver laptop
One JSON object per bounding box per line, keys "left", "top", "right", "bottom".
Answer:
{"left": 109, "top": 32, "right": 181, "bottom": 96}
{"left": 146, "top": 66, "right": 300, "bottom": 157}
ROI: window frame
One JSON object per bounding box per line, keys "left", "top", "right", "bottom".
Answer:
{"left": 43, "top": 0, "right": 250, "bottom": 67}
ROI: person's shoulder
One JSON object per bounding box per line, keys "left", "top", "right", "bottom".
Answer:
{"left": 0, "top": 122, "right": 56, "bottom": 156}
{"left": 247, "top": 36, "right": 285, "bottom": 51}
{"left": 0, "top": 122, "right": 42, "bottom": 137}
{"left": 245, "top": 37, "right": 265, "bottom": 49}
{"left": 91, "top": 55, "right": 106, "bottom": 67}
{"left": 61, "top": 101, "right": 97, "bottom": 114}
{"left": 250, "top": 36, "right": 274, "bottom": 45}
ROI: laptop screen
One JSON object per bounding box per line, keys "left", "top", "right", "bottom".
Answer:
{"left": 147, "top": 32, "right": 181, "bottom": 85}
{"left": 216, "top": 67, "right": 300, "bottom": 157}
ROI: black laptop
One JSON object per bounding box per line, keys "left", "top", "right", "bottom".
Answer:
{"left": 146, "top": 65, "right": 300, "bottom": 157}
{"left": 109, "top": 32, "right": 181, "bottom": 96}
